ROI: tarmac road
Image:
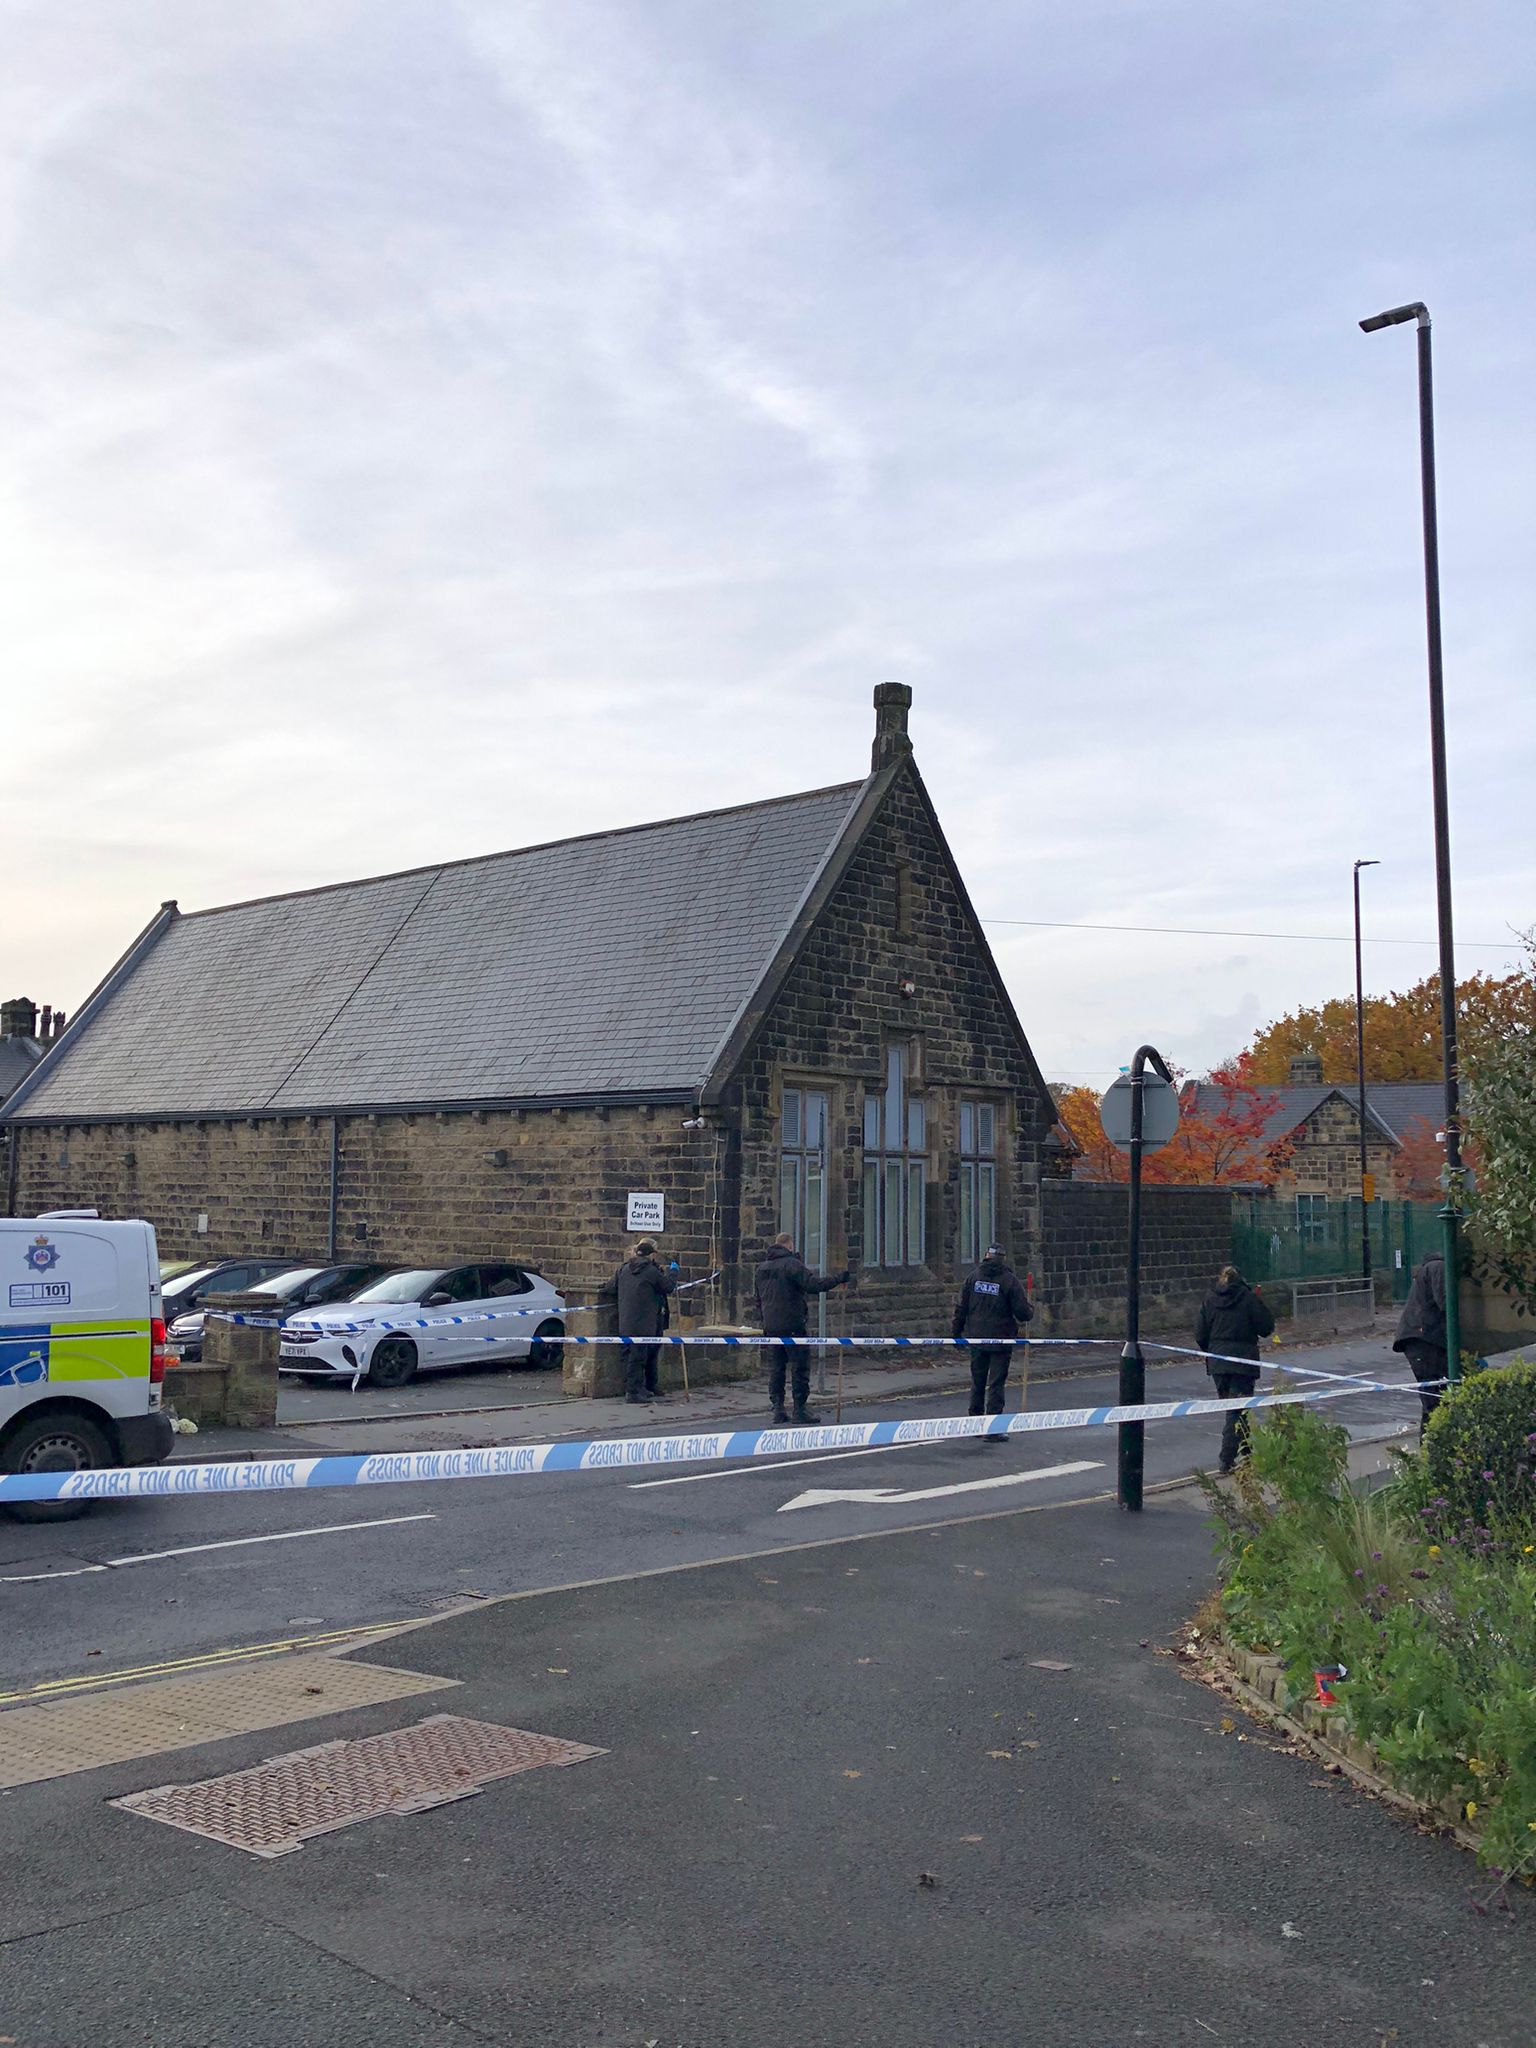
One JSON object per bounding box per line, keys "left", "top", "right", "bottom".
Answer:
{"left": 3, "top": 1479, "right": 1529, "bottom": 2047}
{"left": 0, "top": 1351, "right": 1416, "bottom": 1696}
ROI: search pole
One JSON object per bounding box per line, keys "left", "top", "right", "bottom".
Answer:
{"left": 1120, "top": 1044, "right": 1174, "bottom": 1513}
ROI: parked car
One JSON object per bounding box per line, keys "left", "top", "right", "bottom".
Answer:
{"left": 280, "top": 1262, "right": 566, "bottom": 1388}
{"left": 160, "top": 1257, "right": 306, "bottom": 1323}
{"left": 159, "top": 1258, "right": 205, "bottom": 1282}
{"left": 167, "top": 1261, "right": 395, "bottom": 1362}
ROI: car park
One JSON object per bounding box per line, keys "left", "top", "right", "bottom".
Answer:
{"left": 280, "top": 1262, "right": 565, "bottom": 1388}
{"left": 167, "top": 1260, "right": 393, "bottom": 1361}
{"left": 160, "top": 1256, "right": 306, "bottom": 1323}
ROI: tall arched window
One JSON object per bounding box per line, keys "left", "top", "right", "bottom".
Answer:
{"left": 862, "top": 1042, "right": 925, "bottom": 1266}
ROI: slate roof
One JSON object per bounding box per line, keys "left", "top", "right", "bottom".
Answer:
{"left": 1183, "top": 1080, "right": 1445, "bottom": 1149}
{"left": 9, "top": 782, "right": 866, "bottom": 1119}
{"left": 0, "top": 1036, "right": 43, "bottom": 1106}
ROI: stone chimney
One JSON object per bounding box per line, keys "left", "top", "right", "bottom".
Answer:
{"left": 872, "top": 681, "right": 913, "bottom": 772}
{"left": 1288, "top": 1051, "right": 1324, "bottom": 1086}
{"left": 1, "top": 997, "right": 38, "bottom": 1040}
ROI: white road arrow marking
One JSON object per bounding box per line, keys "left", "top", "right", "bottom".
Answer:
{"left": 776, "top": 1459, "right": 1103, "bottom": 1512}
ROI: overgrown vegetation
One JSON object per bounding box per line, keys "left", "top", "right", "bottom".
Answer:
{"left": 1203, "top": 1374, "right": 1536, "bottom": 1875}
{"left": 1462, "top": 944, "right": 1536, "bottom": 1316}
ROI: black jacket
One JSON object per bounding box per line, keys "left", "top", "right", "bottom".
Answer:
{"left": 614, "top": 1255, "right": 677, "bottom": 1338}
{"left": 1194, "top": 1279, "right": 1275, "bottom": 1374}
{"left": 1393, "top": 1255, "right": 1446, "bottom": 1354}
{"left": 952, "top": 1257, "right": 1032, "bottom": 1341}
{"left": 754, "top": 1244, "right": 845, "bottom": 1337}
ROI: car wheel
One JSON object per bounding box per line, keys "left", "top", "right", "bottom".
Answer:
{"left": 527, "top": 1320, "right": 564, "bottom": 1371}
{"left": 3, "top": 1411, "right": 114, "bottom": 1523}
{"left": 366, "top": 1339, "right": 419, "bottom": 1390}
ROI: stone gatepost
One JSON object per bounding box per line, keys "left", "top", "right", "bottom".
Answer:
{"left": 197, "top": 1288, "right": 282, "bottom": 1427}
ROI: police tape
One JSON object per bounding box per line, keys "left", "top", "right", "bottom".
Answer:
{"left": 1143, "top": 1342, "right": 1427, "bottom": 1396}
{"left": 0, "top": 1380, "right": 1397, "bottom": 1503}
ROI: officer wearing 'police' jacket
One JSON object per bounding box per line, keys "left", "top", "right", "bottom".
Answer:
{"left": 952, "top": 1245, "right": 1032, "bottom": 1436}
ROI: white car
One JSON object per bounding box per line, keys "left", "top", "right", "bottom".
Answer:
{"left": 280, "top": 1262, "right": 566, "bottom": 1388}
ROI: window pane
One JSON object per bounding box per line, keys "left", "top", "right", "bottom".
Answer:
{"left": 960, "top": 1165, "right": 975, "bottom": 1268}
{"left": 884, "top": 1161, "right": 903, "bottom": 1266}
{"left": 906, "top": 1164, "right": 925, "bottom": 1264}
{"left": 885, "top": 1045, "right": 905, "bottom": 1150}
{"left": 978, "top": 1164, "right": 995, "bottom": 1254}
{"left": 863, "top": 1095, "right": 881, "bottom": 1149}
{"left": 782, "top": 1089, "right": 802, "bottom": 1150}
{"left": 779, "top": 1158, "right": 800, "bottom": 1248}
{"left": 959, "top": 1101, "right": 974, "bottom": 1155}
{"left": 907, "top": 1098, "right": 925, "bottom": 1152}
{"left": 978, "top": 1104, "right": 996, "bottom": 1157}
{"left": 806, "top": 1092, "right": 827, "bottom": 1151}
{"left": 862, "top": 1161, "right": 880, "bottom": 1266}
{"left": 805, "top": 1162, "right": 825, "bottom": 1268}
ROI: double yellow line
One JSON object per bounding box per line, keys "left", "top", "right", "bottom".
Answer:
{"left": 0, "top": 1619, "right": 407, "bottom": 1708}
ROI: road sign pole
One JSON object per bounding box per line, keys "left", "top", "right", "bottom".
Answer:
{"left": 1116, "top": 1044, "right": 1175, "bottom": 1514}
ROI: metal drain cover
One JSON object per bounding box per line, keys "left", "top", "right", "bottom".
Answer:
{"left": 111, "top": 1714, "right": 605, "bottom": 1857}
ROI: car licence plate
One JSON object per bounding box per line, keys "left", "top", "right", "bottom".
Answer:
{"left": 280, "top": 1343, "right": 314, "bottom": 1360}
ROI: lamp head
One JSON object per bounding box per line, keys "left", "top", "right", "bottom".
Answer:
{"left": 1360, "top": 302, "right": 1428, "bottom": 333}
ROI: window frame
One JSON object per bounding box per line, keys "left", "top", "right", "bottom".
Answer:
{"left": 862, "top": 1042, "right": 927, "bottom": 1268}
{"left": 958, "top": 1098, "right": 1000, "bottom": 1267}
{"left": 779, "top": 1084, "right": 830, "bottom": 1269}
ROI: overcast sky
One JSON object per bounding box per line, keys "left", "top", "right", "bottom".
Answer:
{"left": 2, "top": 0, "right": 1531, "bottom": 1086}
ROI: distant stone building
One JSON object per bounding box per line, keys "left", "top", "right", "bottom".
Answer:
{"left": 1183, "top": 1053, "right": 1447, "bottom": 1230}
{"left": 0, "top": 998, "right": 66, "bottom": 1109}
{"left": 3, "top": 689, "right": 1064, "bottom": 1332}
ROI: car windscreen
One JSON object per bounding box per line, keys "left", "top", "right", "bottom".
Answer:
{"left": 163, "top": 1264, "right": 223, "bottom": 1298}
{"left": 347, "top": 1268, "right": 446, "bottom": 1304}
{"left": 248, "top": 1267, "right": 326, "bottom": 1300}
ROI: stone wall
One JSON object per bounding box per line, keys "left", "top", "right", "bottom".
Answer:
{"left": 728, "top": 765, "right": 1051, "bottom": 1336}
{"left": 1037, "top": 1180, "right": 1233, "bottom": 1338}
{"left": 1274, "top": 1096, "right": 1400, "bottom": 1200}
{"left": 9, "top": 1107, "right": 732, "bottom": 1327}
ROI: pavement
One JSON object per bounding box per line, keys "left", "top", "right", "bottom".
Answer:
{"left": 3, "top": 1479, "right": 1531, "bottom": 2047}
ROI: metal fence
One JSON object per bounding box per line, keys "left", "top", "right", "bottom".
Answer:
{"left": 1231, "top": 1196, "right": 1442, "bottom": 1301}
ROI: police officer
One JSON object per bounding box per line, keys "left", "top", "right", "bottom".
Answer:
{"left": 1393, "top": 1251, "right": 1447, "bottom": 1439}
{"left": 952, "top": 1243, "right": 1033, "bottom": 1436}
{"left": 754, "top": 1233, "right": 850, "bottom": 1425}
{"left": 614, "top": 1238, "right": 678, "bottom": 1405}
{"left": 1194, "top": 1264, "right": 1275, "bottom": 1472}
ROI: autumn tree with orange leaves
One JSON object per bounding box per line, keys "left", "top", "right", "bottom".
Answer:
{"left": 1052, "top": 1057, "right": 1290, "bottom": 1186}
{"left": 1240, "top": 967, "right": 1534, "bottom": 1085}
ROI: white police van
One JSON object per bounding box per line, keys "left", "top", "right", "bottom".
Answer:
{"left": 0, "top": 1213, "right": 174, "bottom": 1520}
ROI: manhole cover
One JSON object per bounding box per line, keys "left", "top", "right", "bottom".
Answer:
{"left": 110, "top": 1714, "right": 605, "bottom": 1857}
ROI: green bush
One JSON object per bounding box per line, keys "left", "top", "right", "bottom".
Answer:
{"left": 1206, "top": 1404, "right": 1536, "bottom": 1871}
{"left": 1423, "top": 1358, "right": 1536, "bottom": 1548}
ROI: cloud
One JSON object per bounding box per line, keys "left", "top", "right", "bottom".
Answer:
{"left": 0, "top": 0, "right": 1531, "bottom": 1085}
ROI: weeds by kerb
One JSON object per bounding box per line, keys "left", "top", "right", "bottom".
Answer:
{"left": 1202, "top": 1368, "right": 1536, "bottom": 1873}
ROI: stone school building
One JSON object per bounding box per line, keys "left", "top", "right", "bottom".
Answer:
{"left": 4, "top": 686, "right": 1227, "bottom": 1336}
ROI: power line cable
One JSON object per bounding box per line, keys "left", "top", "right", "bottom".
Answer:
{"left": 980, "top": 916, "right": 1520, "bottom": 951}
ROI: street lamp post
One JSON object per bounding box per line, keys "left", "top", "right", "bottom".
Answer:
{"left": 1359, "top": 301, "right": 1463, "bottom": 1383}
{"left": 1353, "top": 859, "right": 1380, "bottom": 1286}
{"left": 1118, "top": 1043, "right": 1174, "bottom": 1513}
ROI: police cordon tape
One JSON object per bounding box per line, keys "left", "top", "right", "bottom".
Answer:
{"left": 0, "top": 1378, "right": 1407, "bottom": 1503}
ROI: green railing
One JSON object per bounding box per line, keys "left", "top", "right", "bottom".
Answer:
{"left": 1231, "top": 1197, "right": 1442, "bottom": 1300}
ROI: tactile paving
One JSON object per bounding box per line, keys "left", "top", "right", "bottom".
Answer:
{"left": 111, "top": 1714, "right": 605, "bottom": 1856}
{"left": 0, "top": 1655, "right": 456, "bottom": 1788}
